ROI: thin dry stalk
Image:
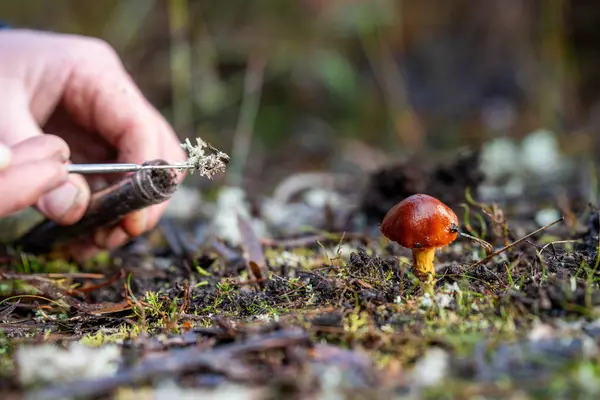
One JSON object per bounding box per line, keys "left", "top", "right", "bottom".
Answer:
{"left": 469, "top": 217, "right": 564, "bottom": 268}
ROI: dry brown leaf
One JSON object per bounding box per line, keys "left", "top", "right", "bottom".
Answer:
{"left": 236, "top": 212, "right": 267, "bottom": 288}
{"left": 73, "top": 301, "right": 133, "bottom": 315}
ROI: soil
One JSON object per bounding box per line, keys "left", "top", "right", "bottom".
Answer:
{"left": 1, "top": 149, "right": 599, "bottom": 399}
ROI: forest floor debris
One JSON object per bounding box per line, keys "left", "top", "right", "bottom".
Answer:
{"left": 1, "top": 149, "right": 600, "bottom": 399}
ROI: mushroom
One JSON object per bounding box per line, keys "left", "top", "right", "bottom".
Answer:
{"left": 380, "top": 194, "right": 459, "bottom": 282}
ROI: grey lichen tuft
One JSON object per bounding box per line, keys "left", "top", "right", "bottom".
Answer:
{"left": 180, "top": 138, "right": 230, "bottom": 178}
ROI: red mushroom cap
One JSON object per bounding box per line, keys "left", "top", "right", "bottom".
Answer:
{"left": 380, "top": 194, "right": 458, "bottom": 249}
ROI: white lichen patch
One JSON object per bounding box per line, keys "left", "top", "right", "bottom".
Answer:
{"left": 180, "top": 137, "right": 230, "bottom": 178}
{"left": 419, "top": 293, "right": 433, "bottom": 309}
{"left": 17, "top": 342, "right": 121, "bottom": 386}
{"left": 420, "top": 282, "right": 462, "bottom": 310}
{"left": 124, "top": 380, "right": 263, "bottom": 400}
{"left": 212, "top": 186, "right": 268, "bottom": 245}
{"left": 270, "top": 250, "right": 308, "bottom": 268}
{"left": 410, "top": 347, "right": 450, "bottom": 388}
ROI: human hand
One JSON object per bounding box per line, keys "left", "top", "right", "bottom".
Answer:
{"left": 0, "top": 136, "right": 71, "bottom": 216}
{"left": 0, "top": 29, "right": 186, "bottom": 258}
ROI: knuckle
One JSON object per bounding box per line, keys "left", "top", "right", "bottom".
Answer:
{"left": 68, "top": 36, "right": 122, "bottom": 67}
{"left": 90, "top": 38, "right": 121, "bottom": 64}
{"left": 43, "top": 134, "right": 69, "bottom": 150}
{"left": 86, "top": 37, "right": 118, "bottom": 58}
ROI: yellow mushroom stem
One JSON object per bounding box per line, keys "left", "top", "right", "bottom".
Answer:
{"left": 411, "top": 247, "right": 436, "bottom": 281}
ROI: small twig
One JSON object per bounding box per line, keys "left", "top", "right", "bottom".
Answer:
{"left": 0, "top": 300, "right": 19, "bottom": 319}
{"left": 459, "top": 232, "right": 494, "bottom": 255}
{"left": 537, "top": 239, "right": 580, "bottom": 256}
{"left": 123, "top": 274, "right": 147, "bottom": 334}
{"left": 0, "top": 272, "right": 102, "bottom": 283}
{"left": 43, "top": 273, "right": 106, "bottom": 280}
{"left": 224, "top": 277, "right": 267, "bottom": 287}
{"left": 180, "top": 281, "right": 191, "bottom": 314}
{"left": 590, "top": 210, "right": 600, "bottom": 275}
{"left": 66, "top": 270, "right": 125, "bottom": 295}
{"left": 469, "top": 217, "right": 564, "bottom": 268}
{"left": 261, "top": 232, "right": 369, "bottom": 249}
{"left": 31, "top": 329, "right": 311, "bottom": 399}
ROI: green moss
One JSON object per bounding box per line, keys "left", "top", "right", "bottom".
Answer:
{"left": 80, "top": 326, "right": 137, "bottom": 347}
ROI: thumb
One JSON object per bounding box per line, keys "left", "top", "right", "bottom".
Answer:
{"left": 36, "top": 173, "right": 90, "bottom": 225}
{"left": 0, "top": 142, "right": 71, "bottom": 218}
{"left": 0, "top": 87, "right": 91, "bottom": 224}
{"left": 0, "top": 107, "right": 90, "bottom": 224}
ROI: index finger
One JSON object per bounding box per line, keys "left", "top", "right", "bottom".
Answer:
{"left": 61, "top": 51, "right": 186, "bottom": 166}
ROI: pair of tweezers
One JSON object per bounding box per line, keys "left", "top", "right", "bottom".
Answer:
{"left": 67, "top": 162, "right": 192, "bottom": 174}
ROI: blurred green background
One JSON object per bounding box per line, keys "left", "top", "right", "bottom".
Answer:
{"left": 0, "top": 0, "right": 598, "bottom": 191}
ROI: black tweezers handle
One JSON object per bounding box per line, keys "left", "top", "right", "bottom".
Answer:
{"left": 15, "top": 159, "right": 179, "bottom": 254}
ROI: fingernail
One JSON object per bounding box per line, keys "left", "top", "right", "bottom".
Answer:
{"left": 39, "top": 182, "right": 80, "bottom": 220}
{"left": 0, "top": 143, "right": 12, "bottom": 170}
